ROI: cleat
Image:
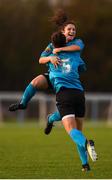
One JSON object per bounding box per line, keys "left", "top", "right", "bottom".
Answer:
{"left": 87, "top": 140, "right": 98, "bottom": 162}
{"left": 44, "top": 115, "right": 54, "bottom": 135}
{"left": 44, "top": 121, "right": 54, "bottom": 135}
{"left": 9, "top": 103, "right": 26, "bottom": 111}
{"left": 82, "top": 163, "right": 91, "bottom": 172}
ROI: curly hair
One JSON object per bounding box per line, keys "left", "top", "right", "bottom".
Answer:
{"left": 50, "top": 9, "right": 75, "bottom": 31}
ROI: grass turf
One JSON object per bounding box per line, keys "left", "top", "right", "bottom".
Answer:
{"left": 0, "top": 121, "right": 112, "bottom": 179}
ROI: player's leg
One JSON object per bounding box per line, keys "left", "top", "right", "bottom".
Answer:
{"left": 75, "top": 117, "right": 89, "bottom": 171}
{"left": 62, "top": 116, "right": 90, "bottom": 171}
{"left": 75, "top": 92, "right": 98, "bottom": 163}
{"left": 57, "top": 89, "right": 87, "bottom": 148}
{"left": 44, "top": 110, "right": 61, "bottom": 135}
{"left": 48, "top": 111, "right": 61, "bottom": 123}
{"left": 62, "top": 116, "right": 87, "bottom": 149}
{"left": 76, "top": 116, "right": 98, "bottom": 162}
{"left": 74, "top": 94, "right": 93, "bottom": 167}
{"left": 44, "top": 110, "right": 84, "bottom": 135}
{"left": 56, "top": 89, "right": 90, "bottom": 171}
{"left": 20, "top": 74, "right": 49, "bottom": 106}
{"left": 9, "top": 74, "right": 49, "bottom": 111}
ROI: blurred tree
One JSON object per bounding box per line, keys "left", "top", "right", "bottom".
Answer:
{"left": 0, "top": 0, "right": 112, "bottom": 92}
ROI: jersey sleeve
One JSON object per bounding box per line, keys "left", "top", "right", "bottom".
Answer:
{"left": 75, "top": 39, "right": 85, "bottom": 50}
{"left": 68, "top": 39, "right": 85, "bottom": 50}
{"left": 40, "top": 43, "right": 53, "bottom": 57}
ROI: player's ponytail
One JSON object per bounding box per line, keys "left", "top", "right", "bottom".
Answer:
{"left": 50, "top": 9, "right": 68, "bottom": 27}
{"left": 50, "top": 9, "right": 76, "bottom": 31}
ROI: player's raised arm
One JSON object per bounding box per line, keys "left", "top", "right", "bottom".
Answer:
{"left": 53, "top": 45, "right": 80, "bottom": 54}
{"left": 53, "top": 38, "right": 85, "bottom": 54}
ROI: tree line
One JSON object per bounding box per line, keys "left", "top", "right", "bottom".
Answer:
{"left": 0, "top": 0, "right": 112, "bottom": 92}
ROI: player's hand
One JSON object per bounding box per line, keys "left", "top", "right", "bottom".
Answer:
{"left": 53, "top": 48, "right": 62, "bottom": 54}
{"left": 50, "top": 56, "right": 61, "bottom": 68}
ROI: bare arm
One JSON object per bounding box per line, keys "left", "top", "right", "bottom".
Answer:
{"left": 39, "top": 56, "right": 51, "bottom": 64}
{"left": 53, "top": 45, "right": 80, "bottom": 54}
{"left": 39, "top": 56, "right": 61, "bottom": 68}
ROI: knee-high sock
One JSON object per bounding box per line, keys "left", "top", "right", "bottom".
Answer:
{"left": 69, "top": 128, "right": 88, "bottom": 165}
{"left": 69, "top": 128, "right": 86, "bottom": 148}
{"left": 76, "top": 144, "right": 88, "bottom": 165}
{"left": 48, "top": 111, "right": 61, "bottom": 123}
{"left": 20, "top": 83, "right": 37, "bottom": 107}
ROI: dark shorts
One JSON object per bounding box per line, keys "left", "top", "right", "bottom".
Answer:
{"left": 56, "top": 88, "right": 85, "bottom": 118}
{"left": 42, "top": 73, "right": 54, "bottom": 92}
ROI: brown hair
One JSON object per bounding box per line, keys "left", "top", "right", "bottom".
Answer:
{"left": 51, "top": 31, "right": 66, "bottom": 48}
{"left": 50, "top": 9, "right": 76, "bottom": 31}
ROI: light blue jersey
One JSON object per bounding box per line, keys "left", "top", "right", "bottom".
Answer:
{"left": 40, "top": 38, "right": 86, "bottom": 93}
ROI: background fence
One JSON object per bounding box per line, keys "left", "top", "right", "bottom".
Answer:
{"left": 0, "top": 92, "right": 112, "bottom": 123}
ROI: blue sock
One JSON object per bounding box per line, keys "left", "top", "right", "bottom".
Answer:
{"left": 69, "top": 128, "right": 88, "bottom": 165}
{"left": 48, "top": 111, "right": 61, "bottom": 123}
{"left": 76, "top": 144, "right": 88, "bottom": 165}
{"left": 69, "top": 128, "right": 86, "bottom": 148}
{"left": 20, "top": 83, "right": 37, "bottom": 107}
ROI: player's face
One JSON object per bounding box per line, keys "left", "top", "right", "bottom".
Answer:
{"left": 62, "top": 24, "right": 76, "bottom": 42}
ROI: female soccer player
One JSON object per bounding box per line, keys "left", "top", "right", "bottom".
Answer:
{"left": 8, "top": 10, "right": 81, "bottom": 118}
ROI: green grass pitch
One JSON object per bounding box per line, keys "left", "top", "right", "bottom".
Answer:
{"left": 0, "top": 121, "right": 112, "bottom": 179}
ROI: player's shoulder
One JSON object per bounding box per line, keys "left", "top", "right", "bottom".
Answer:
{"left": 44, "top": 43, "right": 53, "bottom": 53}
{"left": 74, "top": 38, "right": 84, "bottom": 43}
{"left": 74, "top": 38, "right": 85, "bottom": 48}
{"left": 67, "top": 38, "right": 84, "bottom": 46}
{"left": 48, "top": 42, "right": 53, "bottom": 48}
